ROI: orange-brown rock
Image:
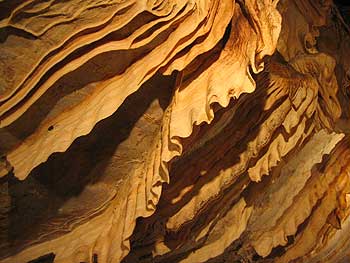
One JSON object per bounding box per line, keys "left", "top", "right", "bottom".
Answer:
{"left": 0, "top": 0, "right": 349, "bottom": 263}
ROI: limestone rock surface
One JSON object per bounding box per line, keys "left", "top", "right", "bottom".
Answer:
{"left": 0, "top": 0, "right": 350, "bottom": 262}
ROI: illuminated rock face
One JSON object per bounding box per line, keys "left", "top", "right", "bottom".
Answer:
{"left": 0, "top": 0, "right": 349, "bottom": 262}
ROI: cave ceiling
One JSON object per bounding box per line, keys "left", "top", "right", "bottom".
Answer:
{"left": 0, "top": 0, "right": 350, "bottom": 262}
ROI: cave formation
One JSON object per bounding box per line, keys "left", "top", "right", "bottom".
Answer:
{"left": 0, "top": 0, "right": 350, "bottom": 262}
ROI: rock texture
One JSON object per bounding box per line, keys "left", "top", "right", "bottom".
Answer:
{"left": 0, "top": 0, "right": 349, "bottom": 262}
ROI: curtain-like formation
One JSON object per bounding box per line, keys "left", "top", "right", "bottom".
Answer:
{"left": 0, "top": 0, "right": 349, "bottom": 262}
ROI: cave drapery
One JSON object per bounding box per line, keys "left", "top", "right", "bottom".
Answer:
{"left": 0, "top": 0, "right": 350, "bottom": 262}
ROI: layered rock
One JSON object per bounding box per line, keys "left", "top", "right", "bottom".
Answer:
{"left": 0, "top": 0, "right": 349, "bottom": 262}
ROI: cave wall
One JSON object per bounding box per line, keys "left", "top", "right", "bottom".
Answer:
{"left": 0, "top": 0, "right": 350, "bottom": 262}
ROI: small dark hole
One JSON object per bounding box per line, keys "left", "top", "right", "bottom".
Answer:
{"left": 93, "top": 253, "right": 98, "bottom": 263}
{"left": 252, "top": 254, "right": 262, "bottom": 261}
{"left": 48, "top": 125, "right": 54, "bottom": 131}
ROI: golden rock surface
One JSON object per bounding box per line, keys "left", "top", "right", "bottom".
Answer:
{"left": 0, "top": 0, "right": 349, "bottom": 262}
